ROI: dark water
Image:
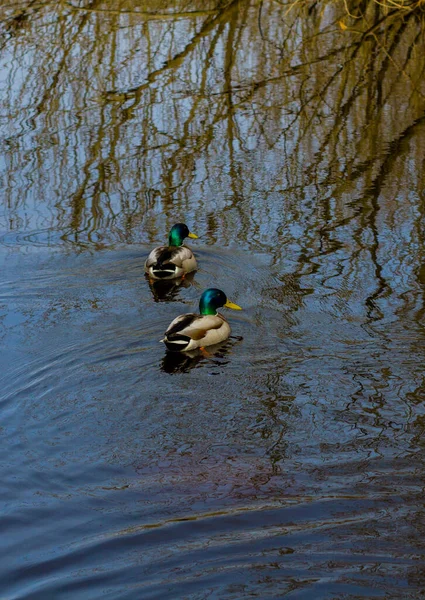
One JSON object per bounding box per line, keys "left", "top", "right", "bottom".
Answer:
{"left": 1, "top": 1, "right": 425, "bottom": 598}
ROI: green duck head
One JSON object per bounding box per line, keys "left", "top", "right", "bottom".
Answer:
{"left": 168, "top": 223, "right": 198, "bottom": 247}
{"left": 199, "top": 288, "right": 242, "bottom": 316}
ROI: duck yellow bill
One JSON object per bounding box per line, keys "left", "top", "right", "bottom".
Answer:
{"left": 224, "top": 300, "right": 242, "bottom": 310}
{"left": 188, "top": 232, "right": 198, "bottom": 239}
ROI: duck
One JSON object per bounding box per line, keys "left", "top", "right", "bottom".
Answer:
{"left": 145, "top": 223, "right": 198, "bottom": 280}
{"left": 162, "top": 288, "right": 242, "bottom": 352}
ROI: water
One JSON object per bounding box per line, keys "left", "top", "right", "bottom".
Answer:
{"left": 1, "top": 0, "right": 425, "bottom": 597}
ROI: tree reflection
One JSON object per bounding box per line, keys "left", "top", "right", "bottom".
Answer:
{"left": 0, "top": 0, "right": 424, "bottom": 333}
{"left": 0, "top": 1, "right": 423, "bottom": 290}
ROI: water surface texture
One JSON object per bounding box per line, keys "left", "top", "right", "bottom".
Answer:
{"left": 1, "top": 1, "right": 425, "bottom": 598}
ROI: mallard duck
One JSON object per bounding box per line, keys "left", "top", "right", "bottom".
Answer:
{"left": 145, "top": 223, "right": 198, "bottom": 280}
{"left": 162, "top": 288, "right": 242, "bottom": 352}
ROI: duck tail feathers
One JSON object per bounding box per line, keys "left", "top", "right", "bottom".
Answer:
{"left": 163, "top": 334, "right": 191, "bottom": 352}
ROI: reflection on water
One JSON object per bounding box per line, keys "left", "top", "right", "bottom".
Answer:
{"left": 1, "top": 0, "right": 425, "bottom": 598}
{"left": 147, "top": 271, "right": 197, "bottom": 302}
{"left": 161, "top": 339, "right": 236, "bottom": 374}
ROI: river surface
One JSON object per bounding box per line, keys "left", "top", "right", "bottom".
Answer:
{"left": 1, "top": 1, "right": 425, "bottom": 598}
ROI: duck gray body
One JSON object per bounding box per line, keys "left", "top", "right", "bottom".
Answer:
{"left": 162, "top": 312, "right": 231, "bottom": 352}
{"left": 145, "top": 245, "right": 197, "bottom": 280}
